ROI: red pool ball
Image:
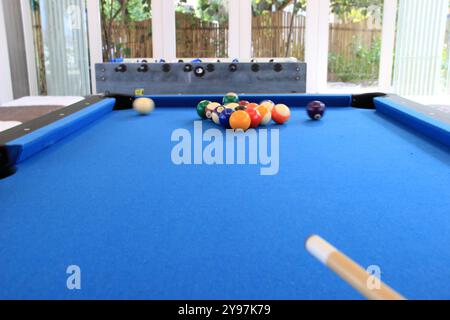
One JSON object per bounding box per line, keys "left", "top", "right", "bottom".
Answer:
{"left": 245, "top": 108, "right": 263, "bottom": 128}
{"left": 307, "top": 101, "right": 326, "bottom": 120}
{"left": 239, "top": 100, "right": 250, "bottom": 107}
{"left": 246, "top": 103, "right": 259, "bottom": 110}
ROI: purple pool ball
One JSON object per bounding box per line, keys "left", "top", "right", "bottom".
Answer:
{"left": 307, "top": 101, "right": 326, "bottom": 120}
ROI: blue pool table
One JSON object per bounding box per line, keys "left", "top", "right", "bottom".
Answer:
{"left": 0, "top": 93, "right": 449, "bottom": 300}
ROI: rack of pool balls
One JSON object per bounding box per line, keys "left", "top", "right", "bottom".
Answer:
{"left": 196, "top": 93, "right": 292, "bottom": 131}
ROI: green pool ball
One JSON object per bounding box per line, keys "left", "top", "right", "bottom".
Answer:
{"left": 197, "top": 100, "right": 211, "bottom": 119}
{"left": 222, "top": 93, "right": 239, "bottom": 105}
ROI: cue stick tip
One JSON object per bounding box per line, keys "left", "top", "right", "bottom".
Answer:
{"left": 305, "top": 234, "right": 407, "bottom": 300}
{"left": 305, "top": 235, "right": 336, "bottom": 265}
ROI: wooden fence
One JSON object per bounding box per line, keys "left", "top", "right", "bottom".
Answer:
{"left": 329, "top": 20, "right": 381, "bottom": 59}
{"left": 105, "top": 12, "right": 380, "bottom": 58}
{"left": 328, "top": 20, "right": 381, "bottom": 82}
{"left": 102, "top": 12, "right": 382, "bottom": 82}
{"left": 103, "top": 19, "right": 153, "bottom": 60}
{"left": 252, "top": 12, "right": 306, "bottom": 59}
{"left": 175, "top": 12, "right": 228, "bottom": 58}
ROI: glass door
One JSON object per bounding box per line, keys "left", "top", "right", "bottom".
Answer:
{"left": 30, "top": 0, "right": 91, "bottom": 96}
{"left": 100, "top": 0, "right": 153, "bottom": 62}
{"left": 326, "top": 0, "right": 384, "bottom": 92}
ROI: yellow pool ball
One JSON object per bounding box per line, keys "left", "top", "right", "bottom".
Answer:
{"left": 133, "top": 97, "right": 155, "bottom": 115}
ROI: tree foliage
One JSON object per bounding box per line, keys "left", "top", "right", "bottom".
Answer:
{"left": 101, "top": 0, "right": 151, "bottom": 22}
{"left": 331, "top": 0, "right": 383, "bottom": 22}
{"left": 100, "top": 0, "right": 383, "bottom": 23}
{"left": 195, "top": 0, "right": 229, "bottom": 22}
{"left": 252, "top": 0, "right": 383, "bottom": 22}
{"left": 252, "top": 0, "right": 306, "bottom": 16}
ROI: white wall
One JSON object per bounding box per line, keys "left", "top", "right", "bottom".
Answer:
{"left": 0, "top": 2, "right": 14, "bottom": 104}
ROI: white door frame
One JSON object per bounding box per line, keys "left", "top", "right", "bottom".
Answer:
{"left": 305, "top": 0, "right": 330, "bottom": 93}
{"left": 152, "top": 0, "right": 176, "bottom": 61}
{"left": 0, "top": 2, "right": 13, "bottom": 104}
{"left": 379, "top": 0, "right": 398, "bottom": 92}
{"left": 86, "top": 0, "right": 103, "bottom": 94}
{"left": 229, "top": 0, "right": 252, "bottom": 60}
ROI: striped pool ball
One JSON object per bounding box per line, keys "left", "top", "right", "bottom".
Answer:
{"left": 272, "top": 104, "right": 291, "bottom": 124}
{"left": 223, "top": 93, "right": 240, "bottom": 105}
{"left": 206, "top": 102, "right": 221, "bottom": 119}
{"left": 256, "top": 105, "right": 272, "bottom": 126}
{"left": 260, "top": 100, "right": 275, "bottom": 112}
{"left": 212, "top": 106, "right": 225, "bottom": 125}
{"left": 197, "top": 100, "right": 211, "bottom": 119}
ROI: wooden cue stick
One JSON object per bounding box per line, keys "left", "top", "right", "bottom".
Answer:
{"left": 305, "top": 235, "right": 406, "bottom": 300}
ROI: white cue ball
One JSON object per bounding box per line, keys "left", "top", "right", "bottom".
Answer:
{"left": 133, "top": 97, "right": 155, "bottom": 115}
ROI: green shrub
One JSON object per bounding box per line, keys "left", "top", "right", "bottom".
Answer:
{"left": 328, "top": 35, "right": 381, "bottom": 84}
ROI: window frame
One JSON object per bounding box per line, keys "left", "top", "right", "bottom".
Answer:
{"left": 20, "top": 0, "right": 399, "bottom": 95}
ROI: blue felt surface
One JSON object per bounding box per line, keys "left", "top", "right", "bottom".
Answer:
{"left": 1, "top": 102, "right": 450, "bottom": 300}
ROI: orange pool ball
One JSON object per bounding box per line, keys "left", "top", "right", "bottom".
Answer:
{"left": 229, "top": 110, "right": 251, "bottom": 131}
{"left": 272, "top": 104, "right": 291, "bottom": 124}
{"left": 256, "top": 105, "right": 272, "bottom": 126}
